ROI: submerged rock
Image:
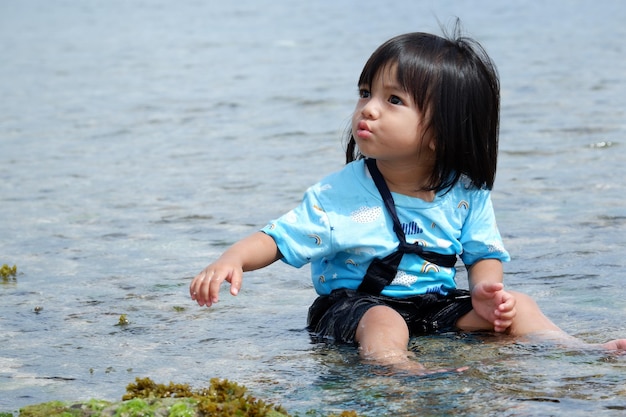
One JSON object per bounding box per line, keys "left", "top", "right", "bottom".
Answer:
{"left": 18, "top": 377, "right": 289, "bottom": 417}
{"left": 14, "top": 377, "right": 360, "bottom": 417}
{"left": 19, "top": 397, "right": 283, "bottom": 417}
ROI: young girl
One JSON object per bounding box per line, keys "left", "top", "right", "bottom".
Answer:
{"left": 190, "top": 28, "right": 626, "bottom": 373}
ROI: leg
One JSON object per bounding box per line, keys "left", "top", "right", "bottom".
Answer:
{"left": 457, "top": 290, "right": 561, "bottom": 335}
{"left": 355, "top": 305, "right": 413, "bottom": 366}
{"left": 508, "top": 292, "right": 626, "bottom": 349}
{"left": 354, "top": 305, "right": 467, "bottom": 374}
{"left": 457, "top": 290, "right": 626, "bottom": 350}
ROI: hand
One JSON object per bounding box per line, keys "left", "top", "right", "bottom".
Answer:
{"left": 189, "top": 232, "right": 281, "bottom": 308}
{"left": 470, "top": 282, "right": 516, "bottom": 332}
{"left": 189, "top": 260, "right": 243, "bottom": 307}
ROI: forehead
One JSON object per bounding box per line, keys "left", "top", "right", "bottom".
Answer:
{"left": 363, "top": 62, "right": 401, "bottom": 88}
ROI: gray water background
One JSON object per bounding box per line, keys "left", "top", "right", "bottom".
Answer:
{"left": 1, "top": 0, "right": 625, "bottom": 415}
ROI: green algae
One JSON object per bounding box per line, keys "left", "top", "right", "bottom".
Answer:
{"left": 19, "top": 399, "right": 112, "bottom": 417}
{"left": 113, "top": 398, "right": 152, "bottom": 417}
{"left": 117, "top": 314, "right": 130, "bottom": 326}
{"left": 18, "top": 398, "right": 181, "bottom": 417}
{"left": 167, "top": 402, "right": 194, "bottom": 417}
{"left": 123, "top": 377, "right": 289, "bottom": 417}
{"left": 13, "top": 377, "right": 360, "bottom": 417}
{"left": 0, "top": 264, "right": 17, "bottom": 282}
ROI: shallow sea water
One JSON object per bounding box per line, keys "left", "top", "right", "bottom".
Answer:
{"left": 1, "top": 0, "right": 625, "bottom": 416}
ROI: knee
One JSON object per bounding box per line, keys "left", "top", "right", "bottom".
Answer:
{"left": 509, "top": 291, "right": 541, "bottom": 313}
{"left": 506, "top": 290, "right": 560, "bottom": 335}
{"left": 355, "top": 306, "right": 409, "bottom": 358}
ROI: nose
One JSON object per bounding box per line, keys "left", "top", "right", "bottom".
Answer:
{"left": 360, "top": 97, "right": 380, "bottom": 119}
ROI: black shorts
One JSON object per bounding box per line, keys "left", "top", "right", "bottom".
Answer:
{"left": 307, "top": 288, "right": 473, "bottom": 345}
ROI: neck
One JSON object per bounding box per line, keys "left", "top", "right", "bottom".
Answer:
{"left": 374, "top": 159, "right": 436, "bottom": 201}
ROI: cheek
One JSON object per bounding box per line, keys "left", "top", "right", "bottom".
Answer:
{"left": 350, "top": 108, "right": 360, "bottom": 129}
{"left": 352, "top": 102, "right": 362, "bottom": 117}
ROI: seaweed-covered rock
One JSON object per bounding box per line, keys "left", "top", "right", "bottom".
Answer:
{"left": 122, "top": 377, "right": 289, "bottom": 416}
{"left": 15, "top": 377, "right": 360, "bottom": 417}
{"left": 17, "top": 377, "right": 289, "bottom": 417}
{"left": 19, "top": 399, "right": 112, "bottom": 417}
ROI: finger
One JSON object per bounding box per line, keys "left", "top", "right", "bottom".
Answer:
{"left": 192, "top": 270, "right": 214, "bottom": 307}
{"left": 190, "top": 273, "right": 205, "bottom": 302}
{"left": 229, "top": 270, "right": 242, "bottom": 296}
{"left": 494, "top": 312, "right": 514, "bottom": 329}
{"left": 494, "top": 301, "right": 516, "bottom": 320}
{"left": 493, "top": 317, "right": 512, "bottom": 332}
{"left": 208, "top": 270, "right": 223, "bottom": 304}
{"left": 474, "top": 282, "right": 503, "bottom": 297}
{"left": 486, "top": 282, "right": 504, "bottom": 293}
{"left": 190, "top": 272, "right": 205, "bottom": 299}
{"left": 497, "top": 297, "right": 516, "bottom": 312}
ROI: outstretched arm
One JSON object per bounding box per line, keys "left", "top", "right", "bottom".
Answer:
{"left": 190, "top": 231, "right": 282, "bottom": 307}
{"left": 467, "top": 259, "right": 516, "bottom": 332}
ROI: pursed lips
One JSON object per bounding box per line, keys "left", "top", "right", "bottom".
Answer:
{"left": 355, "top": 120, "right": 372, "bottom": 139}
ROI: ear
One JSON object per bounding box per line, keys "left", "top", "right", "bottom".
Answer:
{"left": 428, "top": 137, "right": 436, "bottom": 152}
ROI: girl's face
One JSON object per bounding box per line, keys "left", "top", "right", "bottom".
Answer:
{"left": 352, "top": 63, "right": 434, "bottom": 167}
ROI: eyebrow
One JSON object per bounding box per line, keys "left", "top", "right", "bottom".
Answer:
{"left": 379, "top": 79, "right": 410, "bottom": 99}
{"left": 382, "top": 81, "right": 404, "bottom": 91}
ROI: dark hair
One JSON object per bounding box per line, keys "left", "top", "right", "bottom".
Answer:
{"left": 345, "top": 23, "right": 500, "bottom": 191}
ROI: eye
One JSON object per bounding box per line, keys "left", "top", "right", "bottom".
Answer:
{"left": 358, "top": 88, "right": 371, "bottom": 99}
{"left": 389, "top": 95, "right": 403, "bottom": 105}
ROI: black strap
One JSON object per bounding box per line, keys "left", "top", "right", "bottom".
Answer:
{"left": 356, "top": 251, "right": 404, "bottom": 295}
{"left": 357, "top": 159, "right": 457, "bottom": 295}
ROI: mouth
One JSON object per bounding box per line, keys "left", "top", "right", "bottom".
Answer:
{"left": 355, "top": 120, "right": 372, "bottom": 139}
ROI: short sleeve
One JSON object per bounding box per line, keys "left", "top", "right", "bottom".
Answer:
{"left": 459, "top": 190, "right": 510, "bottom": 266}
{"left": 261, "top": 184, "right": 333, "bottom": 268}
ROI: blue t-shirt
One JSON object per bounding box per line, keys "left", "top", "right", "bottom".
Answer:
{"left": 262, "top": 159, "right": 510, "bottom": 297}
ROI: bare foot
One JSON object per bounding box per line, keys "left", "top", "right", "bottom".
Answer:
{"left": 600, "top": 339, "right": 626, "bottom": 350}
{"left": 519, "top": 331, "right": 626, "bottom": 352}
{"left": 391, "top": 362, "right": 469, "bottom": 376}
{"left": 362, "top": 354, "right": 468, "bottom": 376}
